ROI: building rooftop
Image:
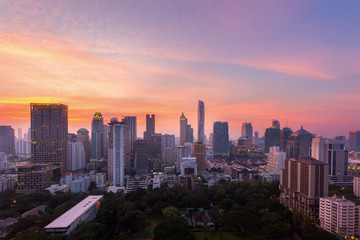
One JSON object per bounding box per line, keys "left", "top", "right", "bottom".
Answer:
{"left": 291, "top": 157, "right": 327, "bottom": 165}
{"left": 21, "top": 205, "right": 47, "bottom": 219}
{"left": 77, "top": 128, "right": 89, "bottom": 134}
{"left": 291, "top": 126, "right": 313, "bottom": 137}
{"left": 44, "top": 195, "right": 103, "bottom": 229}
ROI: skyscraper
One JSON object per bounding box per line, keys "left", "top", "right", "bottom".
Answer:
{"left": 286, "top": 126, "right": 313, "bottom": 158}
{"left": 264, "top": 127, "right": 280, "bottom": 153}
{"left": 67, "top": 141, "right": 85, "bottom": 171}
{"left": 349, "top": 131, "right": 360, "bottom": 151}
{"left": 135, "top": 139, "right": 148, "bottom": 175}
{"left": 213, "top": 121, "right": 229, "bottom": 156}
{"left": 176, "top": 146, "right": 190, "bottom": 173}
{"left": 272, "top": 119, "right": 280, "bottom": 129}
{"left": 161, "top": 134, "right": 175, "bottom": 153}
{"left": 108, "top": 118, "right": 125, "bottom": 187}
{"left": 280, "top": 127, "right": 292, "bottom": 152}
{"left": 30, "top": 103, "right": 68, "bottom": 172}
{"left": 192, "top": 142, "right": 206, "bottom": 174}
{"left": 198, "top": 100, "right": 205, "bottom": 143}
{"left": 146, "top": 114, "right": 155, "bottom": 134}
{"left": 180, "top": 112, "right": 187, "bottom": 146}
{"left": 0, "top": 126, "right": 15, "bottom": 154}
{"left": 91, "top": 112, "right": 104, "bottom": 160}
{"left": 77, "top": 128, "right": 91, "bottom": 164}
{"left": 123, "top": 116, "right": 137, "bottom": 152}
{"left": 186, "top": 124, "right": 194, "bottom": 143}
{"left": 17, "top": 127, "right": 22, "bottom": 140}
{"left": 241, "top": 122, "right": 253, "bottom": 139}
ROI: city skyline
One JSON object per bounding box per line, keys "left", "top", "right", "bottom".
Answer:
{"left": 1, "top": 1, "right": 360, "bottom": 138}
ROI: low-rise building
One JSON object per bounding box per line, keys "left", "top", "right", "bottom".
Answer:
{"left": 45, "top": 184, "right": 69, "bottom": 195}
{"left": 44, "top": 195, "right": 103, "bottom": 235}
{"left": 0, "top": 177, "right": 15, "bottom": 192}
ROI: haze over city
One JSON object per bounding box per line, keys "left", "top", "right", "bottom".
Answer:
{"left": 1, "top": 0, "right": 360, "bottom": 138}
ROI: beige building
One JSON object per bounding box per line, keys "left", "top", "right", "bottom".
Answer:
{"left": 279, "top": 157, "right": 328, "bottom": 218}
{"left": 319, "top": 195, "right": 360, "bottom": 238}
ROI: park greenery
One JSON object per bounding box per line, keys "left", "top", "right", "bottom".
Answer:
{"left": 0, "top": 181, "right": 339, "bottom": 240}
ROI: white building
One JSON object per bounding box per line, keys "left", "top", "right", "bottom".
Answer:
{"left": 15, "top": 140, "right": 31, "bottom": 158}
{"left": 67, "top": 141, "right": 86, "bottom": 171}
{"left": 319, "top": 195, "right": 359, "bottom": 238}
{"left": 176, "top": 146, "right": 190, "bottom": 173}
{"left": 265, "top": 146, "right": 286, "bottom": 173}
{"left": 180, "top": 157, "right": 197, "bottom": 176}
{"left": 126, "top": 176, "right": 148, "bottom": 193}
{"left": 45, "top": 184, "right": 69, "bottom": 195}
{"left": 90, "top": 172, "right": 106, "bottom": 187}
{"left": 0, "top": 177, "right": 15, "bottom": 192}
{"left": 108, "top": 120, "right": 125, "bottom": 187}
{"left": 44, "top": 195, "right": 103, "bottom": 235}
{"left": 0, "top": 153, "right": 9, "bottom": 171}
{"left": 354, "top": 177, "right": 360, "bottom": 197}
{"left": 70, "top": 176, "right": 90, "bottom": 193}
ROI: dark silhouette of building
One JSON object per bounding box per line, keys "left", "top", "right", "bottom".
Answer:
{"left": 198, "top": 100, "right": 205, "bottom": 143}
{"left": 192, "top": 142, "right": 206, "bottom": 173}
{"left": 213, "top": 121, "right": 229, "bottom": 156}
{"left": 31, "top": 103, "right": 68, "bottom": 172}
{"left": 91, "top": 112, "right": 104, "bottom": 160}
{"left": 349, "top": 131, "right": 360, "bottom": 151}
{"left": 0, "top": 126, "right": 15, "bottom": 154}
{"left": 77, "top": 128, "right": 91, "bottom": 164}
{"left": 280, "top": 127, "right": 292, "bottom": 152}
{"left": 264, "top": 127, "right": 280, "bottom": 153}
{"left": 135, "top": 140, "right": 148, "bottom": 175}
{"left": 146, "top": 114, "right": 155, "bottom": 134}
{"left": 180, "top": 113, "right": 193, "bottom": 145}
{"left": 286, "top": 126, "right": 313, "bottom": 158}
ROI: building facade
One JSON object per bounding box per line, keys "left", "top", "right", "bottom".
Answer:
{"left": 264, "top": 127, "right": 280, "bottom": 153}
{"left": 91, "top": 112, "right": 104, "bottom": 160}
{"left": 17, "top": 164, "right": 52, "bottom": 193}
{"left": 265, "top": 146, "right": 286, "bottom": 173}
{"left": 213, "top": 121, "right": 229, "bottom": 156}
{"left": 241, "top": 122, "right": 253, "bottom": 139}
{"left": 192, "top": 142, "right": 206, "bottom": 174}
{"left": 0, "top": 126, "right": 15, "bottom": 154}
{"left": 77, "top": 128, "right": 91, "bottom": 164}
{"left": 286, "top": 126, "right": 313, "bottom": 158}
{"left": 108, "top": 119, "right": 125, "bottom": 187}
{"left": 198, "top": 100, "right": 205, "bottom": 143}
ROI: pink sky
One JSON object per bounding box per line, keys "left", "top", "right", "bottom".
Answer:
{"left": 1, "top": 0, "right": 360, "bottom": 139}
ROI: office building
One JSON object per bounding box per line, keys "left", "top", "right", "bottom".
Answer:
{"left": 286, "top": 126, "right": 313, "bottom": 158}
{"left": 135, "top": 139, "right": 148, "bottom": 175}
{"left": 213, "top": 121, "right": 229, "bottom": 156}
{"left": 192, "top": 142, "right": 206, "bottom": 173}
{"left": 44, "top": 195, "right": 103, "bottom": 235}
{"left": 311, "top": 137, "right": 350, "bottom": 185}
{"left": 350, "top": 131, "right": 360, "bottom": 151}
{"left": 123, "top": 116, "right": 137, "bottom": 153}
{"left": 280, "top": 127, "right": 292, "bottom": 152}
{"left": 91, "top": 112, "right": 104, "bottom": 160}
{"left": 161, "top": 134, "right": 175, "bottom": 153}
{"left": 279, "top": 157, "right": 328, "bottom": 217}
{"left": 319, "top": 196, "right": 359, "bottom": 238}
{"left": 31, "top": 103, "right": 68, "bottom": 172}
{"left": 265, "top": 146, "right": 286, "bottom": 173}
{"left": 146, "top": 114, "right": 155, "bottom": 134}
{"left": 272, "top": 119, "right": 280, "bottom": 129}
{"left": 354, "top": 177, "right": 360, "bottom": 197}
{"left": 241, "top": 122, "right": 253, "bottom": 139}
{"left": 177, "top": 146, "right": 190, "bottom": 173}
{"left": 17, "top": 164, "right": 52, "bottom": 193}
{"left": 162, "top": 147, "right": 177, "bottom": 164}
{"left": 108, "top": 118, "right": 125, "bottom": 187}
{"left": 180, "top": 157, "right": 198, "bottom": 176}
{"left": 180, "top": 113, "right": 188, "bottom": 145}
{"left": 186, "top": 124, "right": 194, "bottom": 143}
{"left": 0, "top": 126, "right": 15, "bottom": 154}
{"left": 198, "top": 100, "right": 205, "bottom": 143}
{"left": 77, "top": 128, "right": 91, "bottom": 164}
{"left": 0, "top": 152, "right": 9, "bottom": 171}
{"left": 264, "top": 127, "right": 280, "bottom": 153}
{"left": 67, "top": 141, "right": 86, "bottom": 171}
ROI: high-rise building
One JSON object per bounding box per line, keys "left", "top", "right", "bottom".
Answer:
{"left": 241, "top": 122, "right": 253, "bottom": 139}
{"left": 265, "top": 146, "right": 286, "bottom": 173}
{"left": 280, "top": 127, "right": 292, "bottom": 152}
{"left": 91, "top": 112, "right": 104, "bottom": 160}
{"left": 286, "top": 126, "right": 313, "bottom": 158}
{"left": 77, "top": 128, "right": 91, "bottom": 164}
{"left": 279, "top": 157, "right": 328, "bottom": 217}
{"left": 272, "top": 119, "right": 280, "bottom": 129}
{"left": 180, "top": 113, "right": 188, "bottom": 146}
{"left": 146, "top": 114, "right": 155, "bottom": 134}
{"left": 350, "top": 131, "right": 360, "bottom": 151}
{"left": 103, "top": 123, "right": 109, "bottom": 159}
{"left": 192, "top": 142, "right": 206, "bottom": 174}
{"left": 213, "top": 121, "right": 229, "bottom": 156}
{"left": 198, "top": 100, "right": 205, "bottom": 143}
{"left": 161, "top": 134, "right": 175, "bottom": 153}
{"left": 177, "top": 146, "right": 190, "bottom": 173}
{"left": 30, "top": 103, "right": 68, "bottom": 172}
{"left": 319, "top": 196, "right": 359, "bottom": 238}
{"left": 67, "top": 141, "right": 85, "bottom": 171}
{"left": 264, "top": 127, "right": 280, "bottom": 153}
{"left": 17, "top": 127, "right": 22, "bottom": 140}
{"left": 311, "top": 137, "right": 350, "bottom": 185}
{"left": 0, "top": 126, "right": 15, "bottom": 154}
{"left": 123, "top": 116, "right": 137, "bottom": 152}
{"left": 108, "top": 118, "right": 125, "bottom": 187}
{"left": 186, "top": 124, "right": 194, "bottom": 143}
{"left": 135, "top": 140, "right": 148, "bottom": 175}
{"left": 254, "top": 131, "right": 259, "bottom": 139}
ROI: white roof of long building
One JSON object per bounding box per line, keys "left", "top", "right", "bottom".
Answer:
{"left": 44, "top": 195, "right": 103, "bottom": 229}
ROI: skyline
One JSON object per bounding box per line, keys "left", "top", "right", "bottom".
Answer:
{"left": 1, "top": 0, "right": 360, "bottom": 138}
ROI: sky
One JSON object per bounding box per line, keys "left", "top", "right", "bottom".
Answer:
{"left": 1, "top": 0, "right": 360, "bottom": 139}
